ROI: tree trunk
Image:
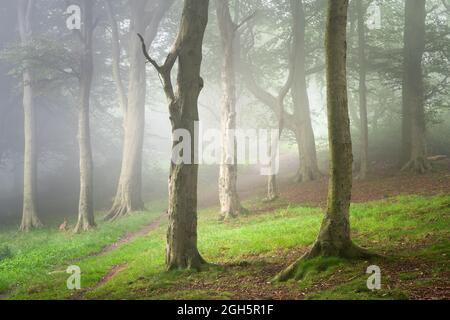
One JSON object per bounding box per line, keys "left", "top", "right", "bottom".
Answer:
{"left": 106, "top": 1, "right": 146, "bottom": 220}
{"left": 216, "top": 0, "right": 243, "bottom": 220}
{"left": 266, "top": 174, "right": 278, "bottom": 202}
{"left": 75, "top": 0, "right": 95, "bottom": 233}
{"left": 276, "top": 0, "right": 371, "bottom": 282}
{"left": 291, "top": 0, "right": 321, "bottom": 183}
{"left": 401, "top": 0, "right": 430, "bottom": 173}
{"left": 165, "top": 0, "right": 210, "bottom": 270}
{"left": 107, "top": 0, "right": 174, "bottom": 221}
{"left": 105, "top": 0, "right": 127, "bottom": 115}
{"left": 18, "top": 0, "right": 42, "bottom": 232}
{"left": 357, "top": 0, "right": 369, "bottom": 179}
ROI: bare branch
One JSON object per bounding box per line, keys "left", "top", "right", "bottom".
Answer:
{"left": 234, "top": 11, "right": 257, "bottom": 32}
{"left": 137, "top": 33, "right": 162, "bottom": 72}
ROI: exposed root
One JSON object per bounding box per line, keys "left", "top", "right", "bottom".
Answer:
{"left": 274, "top": 241, "right": 378, "bottom": 282}
{"left": 104, "top": 203, "right": 132, "bottom": 222}
{"left": 73, "top": 221, "right": 96, "bottom": 234}
{"left": 401, "top": 157, "right": 432, "bottom": 174}
{"left": 166, "top": 251, "right": 209, "bottom": 272}
{"left": 263, "top": 195, "right": 279, "bottom": 203}
{"left": 104, "top": 200, "right": 145, "bottom": 222}
{"left": 19, "top": 216, "right": 43, "bottom": 232}
{"left": 218, "top": 205, "right": 250, "bottom": 221}
{"left": 295, "top": 168, "right": 322, "bottom": 184}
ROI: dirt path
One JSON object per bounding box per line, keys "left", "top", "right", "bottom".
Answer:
{"left": 68, "top": 214, "right": 166, "bottom": 300}
{"left": 96, "top": 213, "right": 166, "bottom": 256}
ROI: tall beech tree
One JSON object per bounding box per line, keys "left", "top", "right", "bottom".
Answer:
{"left": 356, "top": 0, "right": 369, "bottom": 179}
{"left": 241, "top": 3, "right": 295, "bottom": 201}
{"left": 18, "top": 0, "right": 42, "bottom": 232}
{"left": 276, "top": 0, "right": 372, "bottom": 281}
{"left": 139, "top": 0, "right": 210, "bottom": 270}
{"left": 216, "top": 0, "right": 246, "bottom": 220}
{"left": 105, "top": 0, "right": 174, "bottom": 221}
{"left": 74, "top": 0, "right": 96, "bottom": 232}
{"left": 290, "top": 0, "right": 321, "bottom": 183}
{"left": 401, "top": 0, "right": 430, "bottom": 173}
{"left": 242, "top": 0, "right": 320, "bottom": 186}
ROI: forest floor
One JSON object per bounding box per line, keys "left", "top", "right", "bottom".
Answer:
{"left": 0, "top": 161, "right": 449, "bottom": 300}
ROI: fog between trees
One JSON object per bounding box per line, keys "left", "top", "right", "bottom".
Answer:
{"left": 0, "top": 0, "right": 449, "bottom": 270}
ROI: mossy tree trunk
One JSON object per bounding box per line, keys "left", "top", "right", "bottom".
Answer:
{"left": 401, "top": 0, "right": 430, "bottom": 173}
{"left": 139, "top": 0, "right": 210, "bottom": 270}
{"left": 276, "top": 0, "right": 371, "bottom": 282}
{"left": 74, "top": 0, "right": 96, "bottom": 233}
{"left": 216, "top": 0, "right": 244, "bottom": 220}
{"left": 18, "top": 0, "right": 42, "bottom": 232}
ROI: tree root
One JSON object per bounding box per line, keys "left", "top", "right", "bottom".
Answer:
{"left": 273, "top": 241, "right": 379, "bottom": 282}
{"left": 73, "top": 223, "right": 95, "bottom": 234}
{"left": 218, "top": 205, "right": 249, "bottom": 221}
{"left": 104, "top": 200, "right": 145, "bottom": 222}
{"left": 263, "top": 195, "right": 279, "bottom": 203}
{"left": 104, "top": 203, "right": 132, "bottom": 222}
{"left": 295, "top": 168, "right": 322, "bottom": 184}
{"left": 401, "top": 157, "right": 431, "bottom": 174}
{"left": 166, "top": 251, "right": 209, "bottom": 272}
{"left": 19, "top": 217, "right": 43, "bottom": 232}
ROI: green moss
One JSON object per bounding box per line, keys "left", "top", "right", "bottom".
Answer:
{"left": 305, "top": 277, "right": 410, "bottom": 300}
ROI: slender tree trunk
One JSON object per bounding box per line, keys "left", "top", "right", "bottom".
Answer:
{"left": 291, "top": 0, "right": 321, "bottom": 183}
{"left": 18, "top": 0, "right": 42, "bottom": 232}
{"left": 106, "top": 1, "right": 146, "bottom": 220}
{"left": 357, "top": 0, "right": 369, "bottom": 179}
{"left": 107, "top": 0, "right": 174, "bottom": 221}
{"left": 276, "top": 0, "right": 371, "bottom": 282}
{"left": 165, "top": 0, "right": 210, "bottom": 270}
{"left": 75, "top": 0, "right": 95, "bottom": 232}
{"left": 216, "top": 0, "right": 243, "bottom": 220}
{"left": 105, "top": 0, "right": 127, "bottom": 115}
{"left": 401, "top": 0, "right": 430, "bottom": 173}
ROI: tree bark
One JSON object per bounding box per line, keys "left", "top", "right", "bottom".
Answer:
{"left": 105, "top": 0, "right": 127, "bottom": 115}
{"left": 276, "top": 0, "right": 371, "bottom": 282}
{"left": 75, "top": 0, "right": 96, "bottom": 233}
{"left": 216, "top": 0, "right": 243, "bottom": 220}
{"left": 291, "top": 0, "right": 321, "bottom": 183}
{"left": 357, "top": 0, "right": 369, "bottom": 179}
{"left": 166, "top": 0, "right": 209, "bottom": 270}
{"left": 106, "top": 0, "right": 147, "bottom": 220}
{"left": 139, "top": 0, "right": 210, "bottom": 270}
{"left": 106, "top": 0, "right": 174, "bottom": 221}
{"left": 18, "top": 0, "right": 42, "bottom": 232}
{"left": 401, "top": 0, "right": 430, "bottom": 173}
{"left": 266, "top": 174, "right": 278, "bottom": 201}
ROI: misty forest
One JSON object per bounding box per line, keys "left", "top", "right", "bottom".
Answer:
{"left": 0, "top": 0, "right": 449, "bottom": 300}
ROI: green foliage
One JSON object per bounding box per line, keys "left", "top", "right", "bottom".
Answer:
{"left": 0, "top": 36, "right": 79, "bottom": 94}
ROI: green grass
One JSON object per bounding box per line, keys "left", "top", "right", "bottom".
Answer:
{"left": 1, "top": 194, "right": 449, "bottom": 300}
{"left": 0, "top": 205, "right": 164, "bottom": 297}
